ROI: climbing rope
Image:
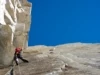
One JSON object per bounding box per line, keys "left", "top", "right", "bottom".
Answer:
{"left": 5, "top": 58, "right": 22, "bottom": 75}
{"left": 5, "top": 66, "right": 15, "bottom": 75}
{"left": 18, "top": 65, "right": 21, "bottom": 75}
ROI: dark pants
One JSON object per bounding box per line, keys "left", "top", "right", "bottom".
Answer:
{"left": 14, "top": 53, "right": 29, "bottom": 65}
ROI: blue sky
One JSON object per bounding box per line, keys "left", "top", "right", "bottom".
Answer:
{"left": 28, "top": 0, "right": 100, "bottom": 46}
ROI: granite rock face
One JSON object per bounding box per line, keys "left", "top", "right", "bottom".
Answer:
{"left": 1, "top": 43, "right": 100, "bottom": 75}
{"left": 0, "top": 25, "right": 14, "bottom": 67}
{"left": 0, "top": 0, "right": 32, "bottom": 67}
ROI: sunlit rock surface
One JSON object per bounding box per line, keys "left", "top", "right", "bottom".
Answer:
{"left": 0, "top": 0, "right": 32, "bottom": 67}
{"left": 1, "top": 43, "right": 100, "bottom": 75}
{"left": 0, "top": 25, "right": 14, "bottom": 67}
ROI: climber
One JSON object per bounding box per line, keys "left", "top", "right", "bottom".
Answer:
{"left": 14, "top": 47, "right": 29, "bottom": 65}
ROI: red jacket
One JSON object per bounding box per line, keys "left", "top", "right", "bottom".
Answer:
{"left": 15, "top": 48, "right": 22, "bottom": 54}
